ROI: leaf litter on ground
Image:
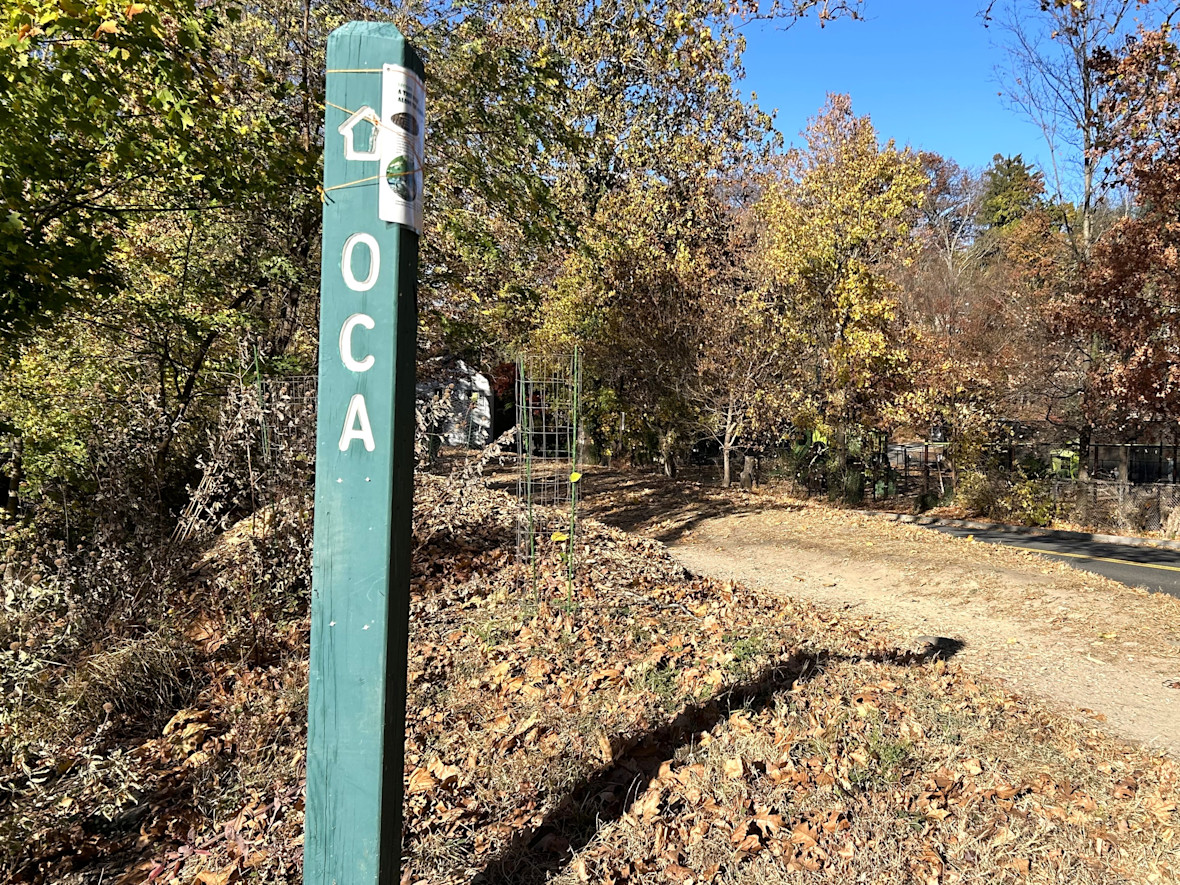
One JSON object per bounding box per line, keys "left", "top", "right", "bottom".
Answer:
{"left": 0, "top": 472, "right": 1177, "bottom": 884}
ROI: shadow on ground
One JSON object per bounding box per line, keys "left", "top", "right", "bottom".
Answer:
{"left": 574, "top": 469, "right": 800, "bottom": 545}
{"left": 473, "top": 641, "right": 964, "bottom": 884}
{"left": 429, "top": 454, "right": 796, "bottom": 546}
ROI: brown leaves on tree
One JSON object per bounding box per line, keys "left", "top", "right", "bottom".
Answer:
{"left": 1062, "top": 24, "right": 1180, "bottom": 425}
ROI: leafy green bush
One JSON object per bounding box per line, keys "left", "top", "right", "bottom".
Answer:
{"left": 956, "top": 469, "right": 1059, "bottom": 527}
{"left": 998, "top": 476, "right": 1060, "bottom": 527}
{"left": 954, "top": 469, "right": 1003, "bottom": 516}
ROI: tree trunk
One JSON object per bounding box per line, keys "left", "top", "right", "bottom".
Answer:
{"left": 835, "top": 425, "right": 849, "bottom": 499}
{"left": 721, "top": 401, "right": 737, "bottom": 488}
{"left": 1078, "top": 423, "right": 1092, "bottom": 481}
{"left": 1117, "top": 443, "right": 1130, "bottom": 520}
{"left": 740, "top": 456, "right": 756, "bottom": 491}
{"left": 660, "top": 431, "right": 676, "bottom": 478}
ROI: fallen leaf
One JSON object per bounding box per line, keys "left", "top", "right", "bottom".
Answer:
{"left": 407, "top": 767, "right": 437, "bottom": 795}
{"left": 193, "top": 867, "right": 237, "bottom": 885}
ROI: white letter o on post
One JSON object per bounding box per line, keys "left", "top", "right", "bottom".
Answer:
{"left": 341, "top": 232, "right": 380, "bottom": 292}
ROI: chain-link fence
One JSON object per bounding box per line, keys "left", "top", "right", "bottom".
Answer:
{"left": 1053, "top": 480, "right": 1180, "bottom": 535}
{"left": 1083, "top": 444, "right": 1179, "bottom": 484}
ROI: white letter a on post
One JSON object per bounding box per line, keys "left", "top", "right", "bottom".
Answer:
{"left": 338, "top": 394, "right": 376, "bottom": 452}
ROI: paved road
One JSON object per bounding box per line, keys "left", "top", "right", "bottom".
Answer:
{"left": 926, "top": 525, "right": 1180, "bottom": 598}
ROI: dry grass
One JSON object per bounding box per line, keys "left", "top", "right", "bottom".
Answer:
{"left": 60, "top": 634, "right": 200, "bottom": 730}
{"left": 2, "top": 472, "right": 1178, "bottom": 885}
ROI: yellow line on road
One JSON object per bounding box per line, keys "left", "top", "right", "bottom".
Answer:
{"left": 1003, "top": 543, "right": 1180, "bottom": 573}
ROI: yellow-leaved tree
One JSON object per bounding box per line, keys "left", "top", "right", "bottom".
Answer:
{"left": 757, "top": 94, "right": 927, "bottom": 497}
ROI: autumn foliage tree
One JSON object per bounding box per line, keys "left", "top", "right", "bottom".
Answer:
{"left": 0, "top": 0, "right": 229, "bottom": 339}
{"left": 529, "top": 0, "right": 779, "bottom": 466}
{"left": 412, "top": 0, "right": 866, "bottom": 365}
{"left": 990, "top": 0, "right": 1169, "bottom": 259}
{"left": 892, "top": 155, "right": 999, "bottom": 474}
{"left": 756, "top": 96, "right": 926, "bottom": 491}
{"left": 1069, "top": 23, "right": 1180, "bottom": 430}
{"left": 683, "top": 200, "right": 789, "bottom": 487}
{"left": 0, "top": 0, "right": 327, "bottom": 509}
{"left": 970, "top": 155, "right": 1078, "bottom": 444}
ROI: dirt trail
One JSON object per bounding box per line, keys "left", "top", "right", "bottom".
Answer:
{"left": 580, "top": 471, "right": 1180, "bottom": 756}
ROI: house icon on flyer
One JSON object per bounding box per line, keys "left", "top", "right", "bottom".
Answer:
{"left": 337, "top": 63, "right": 425, "bottom": 233}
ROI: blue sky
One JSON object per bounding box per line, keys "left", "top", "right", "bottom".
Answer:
{"left": 736, "top": 1, "right": 1048, "bottom": 173}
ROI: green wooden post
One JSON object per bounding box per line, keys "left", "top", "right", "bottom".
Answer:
{"left": 307, "top": 22, "right": 423, "bottom": 885}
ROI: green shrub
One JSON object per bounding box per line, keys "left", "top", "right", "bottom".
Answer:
{"left": 955, "top": 469, "right": 1003, "bottom": 516}
{"left": 999, "top": 476, "right": 1059, "bottom": 527}
{"left": 956, "top": 470, "right": 1059, "bottom": 527}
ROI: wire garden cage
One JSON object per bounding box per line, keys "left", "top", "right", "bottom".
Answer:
{"left": 516, "top": 349, "right": 582, "bottom": 598}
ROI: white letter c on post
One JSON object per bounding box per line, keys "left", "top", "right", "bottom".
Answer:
{"left": 339, "top": 313, "right": 376, "bottom": 372}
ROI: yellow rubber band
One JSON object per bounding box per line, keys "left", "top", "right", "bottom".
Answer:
{"left": 325, "top": 174, "right": 381, "bottom": 191}
{"left": 317, "top": 100, "right": 423, "bottom": 201}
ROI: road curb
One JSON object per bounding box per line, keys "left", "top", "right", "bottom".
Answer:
{"left": 878, "top": 513, "right": 1180, "bottom": 552}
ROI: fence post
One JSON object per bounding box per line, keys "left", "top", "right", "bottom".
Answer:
{"left": 923, "top": 444, "right": 930, "bottom": 498}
